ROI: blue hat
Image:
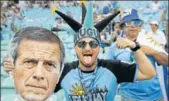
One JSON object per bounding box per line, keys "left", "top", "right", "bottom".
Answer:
{"left": 120, "top": 9, "right": 141, "bottom": 24}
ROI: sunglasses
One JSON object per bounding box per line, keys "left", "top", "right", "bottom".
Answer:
{"left": 125, "top": 20, "right": 143, "bottom": 27}
{"left": 76, "top": 40, "right": 100, "bottom": 49}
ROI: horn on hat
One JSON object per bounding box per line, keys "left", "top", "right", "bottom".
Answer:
{"left": 55, "top": 10, "right": 82, "bottom": 32}
{"left": 81, "top": 3, "right": 86, "bottom": 24}
{"left": 94, "top": 10, "right": 120, "bottom": 32}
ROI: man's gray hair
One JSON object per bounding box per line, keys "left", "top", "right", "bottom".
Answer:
{"left": 9, "top": 27, "right": 65, "bottom": 69}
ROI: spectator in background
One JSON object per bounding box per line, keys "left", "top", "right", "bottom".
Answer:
{"left": 93, "top": 12, "right": 98, "bottom": 23}
{"left": 10, "top": 6, "right": 24, "bottom": 34}
{"left": 17, "top": 1, "right": 27, "bottom": 11}
{"left": 150, "top": 0, "right": 163, "bottom": 13}
{"left": 66, "top": 11, "right": 73, "bottom": 18}
{"left": 107, "top": 9, "right": 168, "bottom": 101}
{"left": 51, "top": 17, "right": 64, "bottom": 32}
{"left": 13, "top": 6, "right": 24, "bottom": 20}
{"left": 56, "top": 17, "right": 62, "bottom": 24}
{"left": 0, "top": 13, "right": 7, "bottom": 33}
{"left": 137, "top": 21, "right": 168, "bottom": 65}
{"left": 149, "top": 21, "right": 167, "bottom": 50}
{"left": 1, "top": 13, "right": 7, "bottom": 27}
{"left": 103, "top": 5, "right": 110, "bottom": 15}
{"left": 111, "top": 22, "right": 121, "bottom": 42}
{"left": 100, "top": 29, "right": 110, "bottom": 53}
{"left": 110, "top": 1, "right": 118, "bottom": 9}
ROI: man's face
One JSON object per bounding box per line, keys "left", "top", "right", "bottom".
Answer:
{"left": 114, "top": 23, "right": 120, "bottom": 33}
{"left": 75, "top": 38, "right": 100, "bottom": 68}
{"left": 123, "top": 20, "right": 142, "bottom": 40}
{"left": 150, "top": 24, "right": 158, "bottom": 32}
{"left": 13, "top": 40, "right": 61, "bottom": 101}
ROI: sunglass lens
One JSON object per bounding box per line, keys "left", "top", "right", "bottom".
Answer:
{"left": 125, "top": 20, "right": 142, "bottom": 27}
{"left": 77, "top": 41, "right": 86, "bottom": 48}
{"left": 77, "top": 41, "right": 99, "bottom": 49}
{"left": 89, "top": 41, "right": 99, "bottom": 48}
{"left": 133, "top": 20, "right": 142, "bottom": 26}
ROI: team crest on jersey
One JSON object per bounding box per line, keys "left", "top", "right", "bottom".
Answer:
{"left": 69, "top": 83, "right": 108, "bottom": 101}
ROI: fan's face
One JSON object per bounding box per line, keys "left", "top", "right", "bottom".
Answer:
{"left": 75, "top": 38, "right": 100, "bottom": 68}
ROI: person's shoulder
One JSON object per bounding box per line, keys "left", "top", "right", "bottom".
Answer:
{"left": 157, "top": 29, "right": 165, "bottom": 35}
{"left": 98, "top": 59, "right": 120, "bottom": 68}
{"left": 57, "top": 61, "right": 79, "bottom": 88}
{"left": 64, "top": 61, "right": 79, "bottom": 69}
